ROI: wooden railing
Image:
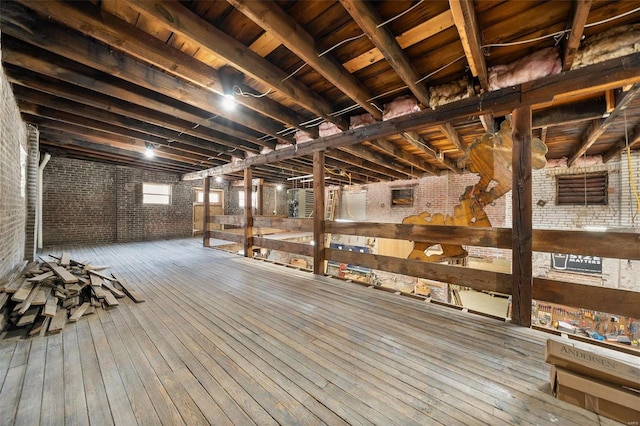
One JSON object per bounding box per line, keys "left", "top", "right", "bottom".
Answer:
{"left": 205, "top": 216, "right": 640, "bottom": 319}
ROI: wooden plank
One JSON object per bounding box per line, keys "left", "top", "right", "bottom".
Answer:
{"left": 3, "top": 276, "right": 27, "bottom": 294}
{"left": 14, "top": 337, "right": 46, "bottom": 425}
{"left": 69, "top": 302, "right": 91, "bottom": 322}
{"left": 103, "top": 291, "right": 120, "bottom": 308}
{"left": 59, "top": 252, "right": 71, "bottom": 267}
{"left": 26, "top": 271, "right": 54, "bottom": 282}
{"left": 0, "top": 260, "right": 27, "bottom": 290}
{"left": 110, "top": 272, "right": 145, "bottom": 303}
{"left": 92, "top": 285, "right": 107, "bottom": 300}
{"left": 88, "top": 270, "right": 116, "bottom": 281}
{"left": 207, "top": 230, "right": 245, "bottom": 243}
{"left": 62, "top": 327, "right": 90, "bottom": 426}
{"left": 17, "top": 282, "right": 43, "bottom": 314}
{"left": 43, "top": 292, "right": 58, "bottom": 318}
{"left": 41, "top": 333, "right": 65, "bottom": 424}
{"left": 211, "top": 214, "right": 243, "bottom": 226}
{"left": 31, "top": 285, "right": 50, "bottom": 306}
{"left": 511, "top": 106, "right": 533, "bottom": 327}
{"left": 102, "top": 279, "right": 125, "bottom": 298}
{"left": 48, "top": 264, "right": 79, "bottom": 284}
{"left": 253, "top": 216, "right": 312, "bottom": 231}
{"left": 29, "top": 316, "right": 50, "bottom": 336}
{"left": 47, "top": 308, "right": 67, "bottom": 334}
{"left": 312, "top": 150, "right": 325, "bottom": 275}
{"left": 325, "top": 248, "right": 511, "bottom": 294}
{"left": 17, "top": 307, "right": 40, "bottom": 327}
{"left": 252, "top": 237, "right": 314, "bottom": 257}
{"left": 11, "top": 281, "right": 35, "bottom": 302}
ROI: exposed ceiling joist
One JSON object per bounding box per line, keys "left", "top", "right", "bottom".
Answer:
{"left": 227, "top": 0, "right": 383, "bottom": 120}
{"left": 562, "top": 0, "right": 593, "bottom": 71}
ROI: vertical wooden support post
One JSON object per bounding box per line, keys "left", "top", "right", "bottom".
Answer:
{"left": 256, "top": 179, "right": 263, "bottom": 216}
{"left": 244, "top": 168, "right": 253, "bottom": 258}
{"left": 203, "top": 177, "right": 210, "bottom": 247}
{"left": 511, "top": 106, "right": 533, "bottom": 327}
{"left": 313, "top": 150, "right": 325, "bottom": 275}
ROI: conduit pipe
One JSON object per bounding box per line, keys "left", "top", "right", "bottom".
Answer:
{"left": 37, "top": 152, "right": 51, "bottom": 249}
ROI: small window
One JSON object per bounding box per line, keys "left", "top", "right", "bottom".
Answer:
{"left": 238, "top": 190, "right": 257, "bottom": 208}
{"left": 196, "top": 190, "right": 221, "bottom": 204}
{"left": 556, "top": 172, "right": 608, "bottom": 205}
{"left": 391, "top": 188, "right": 413, "bottom": 207}
{"left": 143, "top": 183, "right": 171, "bottom": 205}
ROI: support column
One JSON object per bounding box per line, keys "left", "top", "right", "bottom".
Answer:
{"left": 256, "top": 179, "right": 263, "bottom": 216}
{"left": 202, "top": 177, "right": 210, "bottom": 247}
{"left": 244, "top": 168, "right": 253, "bottom": 258}
{"left": 24, "top": 125, "right": 39, "bottom": 260}
{"left": 511, "top": 106, "right": 533, "bottom": 327}
{"left": 313, "top": 150, "right": 325, "bottom": 275}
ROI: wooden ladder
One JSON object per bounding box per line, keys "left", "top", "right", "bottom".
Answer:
{"left": 325, "top": 189, "right": 340, "bottom": 220}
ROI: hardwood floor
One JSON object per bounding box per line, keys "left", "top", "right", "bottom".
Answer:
{"left": 0, "top": 238, "right": 621, "bottom": 425}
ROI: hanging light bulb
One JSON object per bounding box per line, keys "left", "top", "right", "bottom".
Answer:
{"left": 144, "top": 144, "right": 155, "bottom": 158}
{"left": 222, "top": 94, "right": 236, "bottom": 110}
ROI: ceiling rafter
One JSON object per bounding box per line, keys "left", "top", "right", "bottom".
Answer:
{"left": 562, "top": 0, "right": 593, "bottom": 72}
{"left": 227, "top": 0, "right": 383, "bottom": 120}
{"left": 401, "top": 131, "right": 461, "bottom": 173}
{"left": 603, "top": 123, "right": 640, "bottom": 162}
{"left": 11, "top": 0, "right": 318, "bottom": 139}
{"left": 568, "top": 82, "right": 640, "bottom": 166}
{"left": 121, "top": 0, "right": 348, "bottom": 131}
{"left": 365, "top": 139, "right": 439, "bottom": 176}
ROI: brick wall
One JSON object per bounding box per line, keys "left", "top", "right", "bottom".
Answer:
{"left": 42, "top": 157, "right": 201, "bottom": 245}
{"left": 0, "top": 54, "right": 28, "bottom": 279}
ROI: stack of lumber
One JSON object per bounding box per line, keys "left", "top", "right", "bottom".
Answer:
{"left": 0, "top": 253, "right": 144, "bottom": 337}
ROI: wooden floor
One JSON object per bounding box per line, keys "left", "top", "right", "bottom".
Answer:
{"left": 0, "top": 238, "right": 622, "bottom": 425}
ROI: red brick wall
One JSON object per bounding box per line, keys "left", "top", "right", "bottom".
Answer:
{"left": 42, "top": 157, "right": 199, "bottom": 245}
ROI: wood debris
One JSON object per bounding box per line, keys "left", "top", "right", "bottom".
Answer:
{"left": 0, "top": 252, "right": 144, "bottom": 337}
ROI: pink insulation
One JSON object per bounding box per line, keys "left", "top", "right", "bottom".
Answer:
{"left": 488, "top": 47, "right": 562, "bottom": 91}
{"left": 294, "top": 131, "right": 313, "bottom": 144}
{"left": 349, "top": 113, "right": 377, "bottom": 129}
{"left": 428, "top": 77, "right": 470, "bottom": 110}
{"left": 319, "top": 122, "right": 342, "bottom": 137}
{"left": 572, "top": 24, "right": 640, "bottom": 69}
{"left": 382, "top": 96, "right": 420, "bottom": 121}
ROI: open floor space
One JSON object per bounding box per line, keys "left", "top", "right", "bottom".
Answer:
{"left": 0, "top": 239, "right": 622, "bottom": 425}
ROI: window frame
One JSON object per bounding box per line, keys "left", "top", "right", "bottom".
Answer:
{"left": 142, "top": 182, "right": 172, "bottom": 205}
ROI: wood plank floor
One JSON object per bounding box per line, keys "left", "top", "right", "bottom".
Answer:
{"left": 0, "top": 238, "right": 623, "bottom": 425}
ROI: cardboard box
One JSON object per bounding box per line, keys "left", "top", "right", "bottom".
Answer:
{"left": 550, "top": 366, "right": 640, "bottom": 425}
{"left": 545, "top": 338, "right": 640, "bottom": 390}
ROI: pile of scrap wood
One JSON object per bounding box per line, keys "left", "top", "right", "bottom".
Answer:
{"left": 0, "top": 252, "right": 144, "bottom": 337}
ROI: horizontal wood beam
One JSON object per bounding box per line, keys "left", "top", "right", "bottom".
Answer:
{"left": 326, "top": 249, "right": 512, "bottom": 294}
{"left": 253, "top": 217, "right": 313, "bottom": 232}
{"left": 252, "top": 238, "right": 314, "bottom": 257}
{"left": 183, "top": 51, "right": 640, "bottom": 180}
{"left": 533, "top": 278, "right": 639, "bottom": 319}
{"left": 207, "top": 230, "right": 245, "bottom": 244}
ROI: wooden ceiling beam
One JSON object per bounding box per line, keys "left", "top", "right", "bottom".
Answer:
{"left": 343, "top": 10, "right": 455, "bottom": 73}
{"left": 326, "top": 149, "right": 410, "bottom": 181}
{"left": 437, "top": 123, "right": 467, "bottom": 154}
{"left": 39, "top": 132, "right": 207, "bottom": 171}
{"left": 340, "top": 0, "right": 430, "bottom": 108}
{"left": 10, "top": 0, "right": 317, "bottom": 138}
{"left": 449, "top": 0, "right": 488, "bottom": 91}
{"left": 40, "top": 139, "right": 198, "bottom": 173}
{"left": 322, "top": 156, "right": 393, "bottom": 183}
{"left": 5, "top": 69, "right": 256, "bottom": 156}
{"left": 401, "top": 131, "right": 461, "bottom": 173}
{"left": 18, "top": 102, "right": 218, "bottom": 164}
{"left": 0, "top": 46, "right": 263, "bottom": 153}
{"left": 562, "top": 0, "right": 593, "bottom": 72}
{"left": 121, "top": 0, "right": 346, "bottom": 130}
{"left": 13, "top": 86, "right": 233, "bottom": 159}
{"left": 365, "top": 139, "right": 439, "bottom": 176}
{"left": 182, "top": 51, "right": 640, "bottom": 180}
{"left": 568, "top": 83, "right": 640, "bottom": 166}
{"left": 532, "top": 97, "right": 606, "bottom": 129}
{"left": 337, "top": 144, "right": 420, "bottom": 179}
{"left": 227, "top": 0, "right": 382, "bottom": 120}
{"left": 1, "top": 15, "right": 286, "bottom": 148}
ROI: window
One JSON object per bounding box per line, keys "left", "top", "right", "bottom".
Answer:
{"left": 556, "top": 172, "right": 608, "bottom": 205}
{"left": 391, "top": 188, "right": 414, "bottom": 207}
{"left": 143, "top": 183, "right": 171, "bottom": 205}
{"left": 196, "top": 190, "right": 221, "bottom": 204}
{"left": 238, "top": 190, "right": 257, "bottom": 208}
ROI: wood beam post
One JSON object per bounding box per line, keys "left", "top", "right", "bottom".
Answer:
{"left": 244, "top": 168, "right": 254, "bottom": 258}
{"left": 203, "top": 177, "right": 210, "bottom": 247}
{"left": 511, "top": 106, "right": 533, "bottom": 327}
{"left": 313, "top": 151, "right": 326, "bottom": 275}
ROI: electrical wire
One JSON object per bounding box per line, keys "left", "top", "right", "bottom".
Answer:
{"left": 377, "top": 0, "right": 425, "bottom": 28}
{"left": 282, "top": 63, "right": 307, "bottom": 81}
{"left": 233, "top": 86, "right": 273, "bottom": 98}
{"left": 318, "top": 33, "right": 366, "bottom": 57}
{"left": 415, "top": 55, "right": 466, "bottom": 84}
